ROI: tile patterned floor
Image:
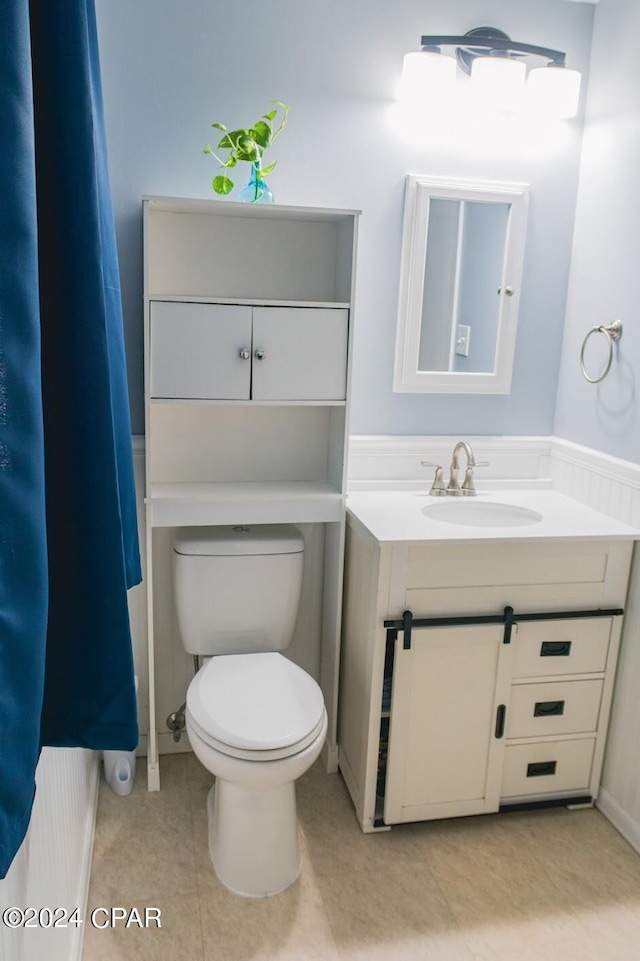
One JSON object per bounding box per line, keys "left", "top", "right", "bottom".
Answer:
{"left": 83, "top": 754, "right": 640, "bottom": 961}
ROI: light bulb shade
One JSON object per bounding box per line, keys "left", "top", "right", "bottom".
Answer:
{"left": 470, "top": 55, "right": 526, "bottom": 112}
{"left": 398, "top": 50, "right": 457, "bottom": 103}
{"left": 527, "top": 65, "right": 581, "bottom": 119}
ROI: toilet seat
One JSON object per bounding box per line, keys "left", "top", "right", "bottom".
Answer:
{"left": 186, "top": 652, "right": 326, "bottom": 762}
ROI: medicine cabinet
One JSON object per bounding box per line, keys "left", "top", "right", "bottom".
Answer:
{"left": 393, "top": 175, "right": 529, "bottom": 394}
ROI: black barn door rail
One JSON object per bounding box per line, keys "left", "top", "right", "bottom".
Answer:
{"left": 384, "top": 606, "right": 624, "bottom": 650}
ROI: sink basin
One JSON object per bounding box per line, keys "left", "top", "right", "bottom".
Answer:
{"left": 422, "top": 499, "right": 543, "bottom": 528}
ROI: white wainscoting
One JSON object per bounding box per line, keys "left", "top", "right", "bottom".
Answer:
{"left": 131, "top": 432, "right": 640, "bottom": 856}
{"left": 347, "top": 435, "right": 552, "bottom": 491}
{"left": 549, "top": 438, "right": 640, "bottom": 852}
{"left": 549, "top": 437, "right": 640, "bottom": 528}
{"left": 0, "top": 749, "right": 99, "bottom": 961}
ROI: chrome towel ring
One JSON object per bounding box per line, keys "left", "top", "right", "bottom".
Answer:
{"left": 579, "top": 319, "right": 623, "bottom": 384}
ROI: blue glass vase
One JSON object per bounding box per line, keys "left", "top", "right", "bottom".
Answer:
{"left": 238, "top": 163, "right": 274, "bottom": 204}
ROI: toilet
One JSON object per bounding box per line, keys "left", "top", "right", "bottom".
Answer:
{"left": 171, "top": 524, "right": 327, "bottom": 898}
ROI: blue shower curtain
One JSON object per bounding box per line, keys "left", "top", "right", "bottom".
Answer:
{"left": 0, "top": 0, "right": 141, "bottom": 877}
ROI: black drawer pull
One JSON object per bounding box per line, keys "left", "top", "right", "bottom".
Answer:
{"left": 495, "top": 704, "right": 506, "bottom": 739}
{"left": 540, "top": 641, "right": 572, "bottom": 657}
{"left": 527, "top": 760, "right": 557, "bottom": 778}
{"left": 534, "top": 700, "right": 565, "bottom": 717}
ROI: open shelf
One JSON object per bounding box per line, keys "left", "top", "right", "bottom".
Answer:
{"left": 146, "top": 480, "right": 344, "bottom": 527}
{"left": 145, "top": 199, "right": 356, "bottom": 304}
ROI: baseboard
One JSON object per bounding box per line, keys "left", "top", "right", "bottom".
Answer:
{"left": 322, "top": 740, "right": 339, "bottom": 774}
{"left": 71, "top": 753, "right": 100, "bottom": 961}
{"left": 597, "top": 789, "right": 640, "bottom": 856}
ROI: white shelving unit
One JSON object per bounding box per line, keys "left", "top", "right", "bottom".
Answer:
{"left": 143, "top": 196, "right": 359, "bottom": 790}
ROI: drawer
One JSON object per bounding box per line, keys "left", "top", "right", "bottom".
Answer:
{"left": 512, "top": 618, "right": 612, "bottom": 679}
{"left": 501, "top": 738, "right": 595, "bottom": 800}
{"left": 506, "top": 679, "right": 603, "bottom": 738}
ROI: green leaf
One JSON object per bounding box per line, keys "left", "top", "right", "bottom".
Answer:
{"left": 263, "top": 110, "right": 277, "bottom": 122}
{"left": 203, "top": 142, "right": 213, "bottom": 155}
{"left": 217, "top": 132, "right": 238, "bottom": 149}
{"left": 226, "top": 128, "right": 250, "bottom": 140}
{"left": 260, "top": 160, "right": 278, "bottom": 176}
{"left": 211, "top": 122, "right": 227, "bottom": 132}
{"left": 236, "top": 135, "right": 261, "bottom": 161}
{"left": 250, "top": 121, "right": 272, "bottom": 148}
{"left": 212, "top": 175, "right": 234, "bottom": 195}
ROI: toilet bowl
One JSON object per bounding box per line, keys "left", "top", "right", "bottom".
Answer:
{"left": 186, "top": 652, "right": 327, "bottom": 897}
{"left": 172, "top": 525, "right": 327, "bottom": 897}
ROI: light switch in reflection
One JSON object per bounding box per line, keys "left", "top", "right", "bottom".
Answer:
{"left": 455, "top": 325, "right": 471, "bottom": 357}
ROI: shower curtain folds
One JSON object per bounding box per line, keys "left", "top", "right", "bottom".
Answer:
{"left": 0, "top": 0, "right": 141, "bottom": 878}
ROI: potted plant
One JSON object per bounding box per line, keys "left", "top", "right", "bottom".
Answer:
{"left": 203, "top": 101, "right": 289, "bottom": 204}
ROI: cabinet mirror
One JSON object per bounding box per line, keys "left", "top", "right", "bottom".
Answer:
{"left": 393, "top": 175, "right": 528, "bottom": 394}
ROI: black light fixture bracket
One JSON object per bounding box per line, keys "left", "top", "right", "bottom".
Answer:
{"left": 421, "top": 27, "right": 567, "bottom": 75}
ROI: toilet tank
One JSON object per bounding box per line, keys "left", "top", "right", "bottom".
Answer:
{"left": 171, "top": 525, "right": 304, "bottom": 656}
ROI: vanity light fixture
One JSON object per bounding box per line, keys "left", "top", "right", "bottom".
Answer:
{"left": 400, "top": 27, "right": 581, "bottom": 119}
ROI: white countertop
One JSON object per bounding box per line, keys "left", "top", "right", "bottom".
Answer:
{"left": 346, "top": 489, "right": 640, "bottom": 545}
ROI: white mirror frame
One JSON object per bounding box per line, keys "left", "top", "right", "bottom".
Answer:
{"left": 393, "top": 175, "right": 529, "bottom": 394}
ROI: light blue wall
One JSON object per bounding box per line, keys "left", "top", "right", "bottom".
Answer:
{"left": 554, "top": 0, "right": 640, "bottom": 463}
{"left": 95, "top": 0, "right": 594, "bottom": 437}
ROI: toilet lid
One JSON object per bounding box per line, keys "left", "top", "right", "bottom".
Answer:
{"left": 187, "top": 652, "right": 325, "bottom": 753}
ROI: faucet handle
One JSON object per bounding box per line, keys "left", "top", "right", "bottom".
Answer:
{"left": 421, "top": 461, "right": 447, "bottom": 497}
{"left": 461, "top": 461, "right": 490, "bottom": 496}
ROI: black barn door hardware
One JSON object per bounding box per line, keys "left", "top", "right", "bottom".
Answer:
{"left": 384, "top": 606, "right": 624, "bottom": 651}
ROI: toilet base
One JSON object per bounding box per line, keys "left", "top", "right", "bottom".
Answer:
{"left": 207, "top": 780, "right": 301, "bottom": 897}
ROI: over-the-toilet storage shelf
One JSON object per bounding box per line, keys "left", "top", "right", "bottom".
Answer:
{"left": 143, "top": 195, "right": 360, "bottom": 789}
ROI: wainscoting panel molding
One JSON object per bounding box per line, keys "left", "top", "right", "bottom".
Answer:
{"left": 549, "top": 438, "right": 640, "bottom": 852}
{"left": 0, "top": 749, "right": 99, "bottom": 961}
{"left": 348, "top": 435, "right": 552, "bottom": 490}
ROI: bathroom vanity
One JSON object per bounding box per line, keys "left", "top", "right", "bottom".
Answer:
{"left": 339, "top": 489, "right": 637, "bottom": 832}
{"left": 143, "top": 197, "right": 359, "bottom": 789}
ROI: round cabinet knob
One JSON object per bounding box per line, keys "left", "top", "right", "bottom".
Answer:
{"left": 254, "top": 348, "right": 266, "bottom": 361}
{"left": 238, "top": 348, "right": 250, "bottom": 360}
{"left": 497, "top": 285, "right": 514, "bottom": 297}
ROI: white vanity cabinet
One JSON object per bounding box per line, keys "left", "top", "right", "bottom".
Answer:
{"left": 339, "top": 516, "right": 633, "bottom": 832}
{"left": 143, "top": 197, "right": 359, "bottom": 789}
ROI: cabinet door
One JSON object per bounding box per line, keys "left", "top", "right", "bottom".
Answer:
{"left": 251, "top": 307, "right": 348, "bottom": 400}
{"left": 150, "top": 302, "right": 252, "bottom": 399}
{"left": 384, "top": 625, "right": 512, "bottom": 824}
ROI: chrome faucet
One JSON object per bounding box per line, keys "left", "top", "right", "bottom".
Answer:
{"left": 422, "top": 441, "right": 488, "bottom": 497}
